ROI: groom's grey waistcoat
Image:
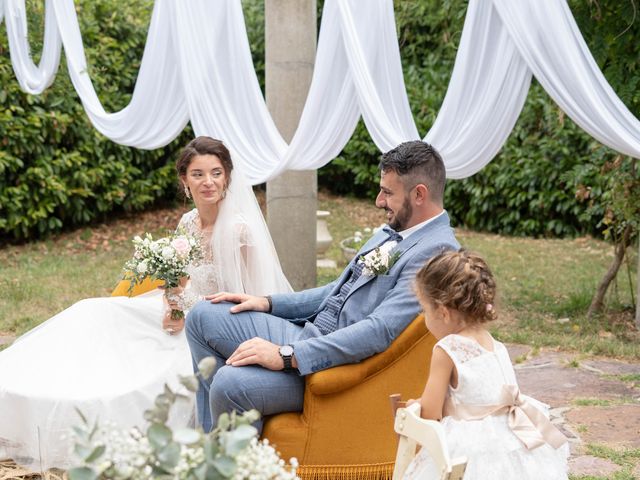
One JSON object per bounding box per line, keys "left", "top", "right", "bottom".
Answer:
{"left": 270, "top": 211, "right": 459, "bottom": 375}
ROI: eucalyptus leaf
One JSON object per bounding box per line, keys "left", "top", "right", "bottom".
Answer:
{"left": 143, "top": 410, "right": 156, "bottom": 422}
{"left": 147, "top": 423, "right": 172, "bottom": 449}
{"left": 173, "top": 427, "right": 201, "bottom": 445}
{"left": 212, "top": 455, "right": 237, "bottom": 477}
{"left": 216, "top": 413, "right": 230, "bottom": 431}
{"left": 157, "top": 441, "right": 181, "bottom": 468}
{"left": 198, "top": 357, "right": 217, "bottom": 379}
{"left": 240, "top": 409, "right": 261, "bottom": 424}
{"left": 205, "top": 464, "right": 226, "bottom": 480}
{"left": 74, "top": 407, "right": 88, "bottom": 425}
{"left": 193, "top": 463, "right": 207, "bottom": 480}
{"left": 85, "top": 445, "right": 106, "bottom": 463}
{"left": 163, "top": 383, "right": 176, "bottom": 401}
{"left": 74, "top": 444, "right": 92, "bottom": 461}
{"left": 72, "top": 426, "right": 88, "bottom": 442}
{"left": 67, "top": 467, "right": 98, "bottom": 480}
{"left": 155, "top": 393, "right": 172, "bottom": 409}
{"left": 223, "top": 424, "right": 256, "bottom": 456}
{"left": 179, "top": 374, "right": 199, "bottom": 393}
{"left": 203, "top": 438, "right": 220, "bottom": 461}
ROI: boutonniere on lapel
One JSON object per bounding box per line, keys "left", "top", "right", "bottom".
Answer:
{"left": 359, "top": 240, "right": 400, "bottom": 276}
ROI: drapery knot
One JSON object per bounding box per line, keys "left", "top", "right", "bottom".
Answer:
{"left": 443, "top": 384, "right": 567, "bottom": 450}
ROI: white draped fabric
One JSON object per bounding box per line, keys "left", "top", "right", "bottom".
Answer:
{"left": 3, "top": 0, "right": 61, "bottom": 94}
{"left": 1, "top": 0, "right": 639, "bottom": 182}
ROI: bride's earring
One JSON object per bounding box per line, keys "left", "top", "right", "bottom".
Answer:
{"left": 221, "top": 188, "right": 227, "bottom": 199}
{"left": 183, "top": 185, "right": 191, "bottom": 199}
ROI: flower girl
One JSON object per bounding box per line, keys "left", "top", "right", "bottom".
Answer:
{"left": 403, "top": 250, "right": 569, "bottom": 479}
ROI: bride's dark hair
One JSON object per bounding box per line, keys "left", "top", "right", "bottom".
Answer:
{"left": 176, "top": 136, "right": 234, "bottom": 194}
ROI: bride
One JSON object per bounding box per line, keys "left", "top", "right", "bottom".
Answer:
{"left": 0, "top": 136, "right": 292, "bottom": 470}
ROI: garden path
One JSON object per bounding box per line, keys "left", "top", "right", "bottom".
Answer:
{"left": 507, "top": 344, "right": 640, "bottom": 478}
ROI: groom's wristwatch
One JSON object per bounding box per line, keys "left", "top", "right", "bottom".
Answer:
{"left": 279, "top": 344, "right": 295, "bottom": 372}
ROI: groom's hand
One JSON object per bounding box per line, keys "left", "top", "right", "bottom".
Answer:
{"left": 205, "top": 292, "right": 270, "bottom": 314}
{"left": 227, "top": 337, "right": 296, "bottom": 370}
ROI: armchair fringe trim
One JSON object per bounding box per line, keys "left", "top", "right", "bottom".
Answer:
{"left": 297, "top": 462, "right": 394, "bottom": 480}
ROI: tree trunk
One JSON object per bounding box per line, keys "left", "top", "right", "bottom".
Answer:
{"left": 588, "top": 225, "right": 633, "bottom": 317}
{"left": 636, "top": 236, "right": 640, "bottom": 329}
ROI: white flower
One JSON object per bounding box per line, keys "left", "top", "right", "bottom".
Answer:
{"left": 363, "top": 227, "right": 372, "bottom": 233}
{"left": 360, "top": 240, "right": 399, "bottom": 276}
{"left": 137, "top": 261, "right": 148, "bottom": 274}
{"left": 161, "top": 246, "right": 175, "bottom": 260}
{"left": 354, "top": 231, "right": 363, "bottom": 237}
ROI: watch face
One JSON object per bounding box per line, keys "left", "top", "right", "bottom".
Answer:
{"left": 280, "top": 345, "right": 294, "bottom": 357}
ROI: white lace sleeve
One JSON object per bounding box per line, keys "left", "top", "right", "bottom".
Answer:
{"left": 177, "top": 209, "right": 199, "bottom": 236}
{"left": 436, "top": 335, "right": 485, "bottom": 364}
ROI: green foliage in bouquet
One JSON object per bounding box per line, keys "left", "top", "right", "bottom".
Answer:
{"left": 68, "top": 357, "right": 299, "bottom": 480}
{"left": 123, "top": 230, "right": 202, "bottom": 291}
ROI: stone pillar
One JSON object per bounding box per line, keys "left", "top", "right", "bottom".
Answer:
{"left": 265, "top": 0, "right": 317, "bottom": 290}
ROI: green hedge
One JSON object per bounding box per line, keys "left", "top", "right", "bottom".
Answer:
{"left": 0, "top": 0, "right": 191, "bottom": 240}
{"left": 1, "top": 1, "right": 638, "bottom": 240}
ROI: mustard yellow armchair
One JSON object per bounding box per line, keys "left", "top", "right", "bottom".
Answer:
{"left": 262, "top": 315, "right": 435, "bottom": 480}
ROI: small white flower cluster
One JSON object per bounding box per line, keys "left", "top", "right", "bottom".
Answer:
{"left": 89, "top": 423, "right": 154, "bottom": 480}
{"left": 174, "top": 444, "right": 206, "bottom": 478}
{"left": 360, "top": 240, "right": 399, "bottom": 276}
{"left": 233, "top": 438, "right": 298, "bottom": 480}
{"left": 73, "top": 422, "right": 299, "bottom": 480}
{"left": 123, "top": 228, "right": 202, "bottom": 292}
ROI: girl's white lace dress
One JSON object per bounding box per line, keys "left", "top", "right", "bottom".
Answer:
{"left": 0, "top": 210, "right": 220, "bottom": 470}
{"left": 403, "top": 334, "right": 569, "bottom": 480}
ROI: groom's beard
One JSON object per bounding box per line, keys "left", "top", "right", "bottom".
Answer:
{"left": 388, "top": 197, "right": 412, "bottom": 231}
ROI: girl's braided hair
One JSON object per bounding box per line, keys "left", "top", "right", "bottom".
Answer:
{"left": 415, "top": 249, "right": 497, "bottom": 324}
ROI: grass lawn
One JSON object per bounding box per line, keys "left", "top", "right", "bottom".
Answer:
{"left": 1, "top": 192, "right": 638, "bottom": 358}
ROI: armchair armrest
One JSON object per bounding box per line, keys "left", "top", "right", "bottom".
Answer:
{"left": 111, "top": 276, "right": 163, "bottom": 297}
{"left": 307, "top": 315, "right": 427, "bottom": 395}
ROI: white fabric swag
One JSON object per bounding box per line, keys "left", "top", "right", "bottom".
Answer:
{"left": 2, "top": 0, "right": 640, "bottom": 184}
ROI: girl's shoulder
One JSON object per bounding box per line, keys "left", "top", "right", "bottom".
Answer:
{"left": 436, "top": 334, "right": 501, "bottom": 364}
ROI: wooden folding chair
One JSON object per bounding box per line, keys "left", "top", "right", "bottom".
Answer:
{"left": 391, "top": 398, "right": 467, "bottom": 480}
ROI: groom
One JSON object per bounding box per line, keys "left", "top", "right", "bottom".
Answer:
{"left": 185, "top": 140, "right": 460, "bottom": 432}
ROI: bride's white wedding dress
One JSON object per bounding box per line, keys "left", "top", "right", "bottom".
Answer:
{"left": 0, "top": 182, "right": 292, "bottom": 471}
{"left": 0, "top": 210, "right": 213, "bottom": 470}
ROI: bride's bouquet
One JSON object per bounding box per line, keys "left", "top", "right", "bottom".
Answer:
{"left": 123, "top": 229, "right": 203, "bottom": 319}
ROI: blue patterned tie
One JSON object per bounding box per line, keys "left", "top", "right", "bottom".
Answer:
{"left": 313, "top": 227, "right": 402, "bottom": 335}
{"left": 382, "top": 226, "right": 403, "bottom": 242}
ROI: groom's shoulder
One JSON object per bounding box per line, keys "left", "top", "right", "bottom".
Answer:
{"left": 414, "top": 212, "right": 457, "bottom": 243}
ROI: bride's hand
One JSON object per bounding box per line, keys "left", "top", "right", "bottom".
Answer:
{"left": 205, "top": 292, "right": 270, "bottom": 314}
{"left": 162, "top": 308, "right": 185, "bottom": 335}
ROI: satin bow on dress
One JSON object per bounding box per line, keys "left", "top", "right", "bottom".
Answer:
{"left": 444, "top": 384, "right": 567, "bottom": 450}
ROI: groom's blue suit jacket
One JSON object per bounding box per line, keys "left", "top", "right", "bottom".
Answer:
{"left": 270, "top": 211, "right": 460, "bottom": 376}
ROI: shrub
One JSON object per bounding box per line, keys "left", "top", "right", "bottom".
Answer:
{"left": 0, "top": 0, "right": 192, "bottom": 240}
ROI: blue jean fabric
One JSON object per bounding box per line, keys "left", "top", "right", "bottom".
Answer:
{"left": 185, "top": 301, "right": 317, "bottom": 432}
